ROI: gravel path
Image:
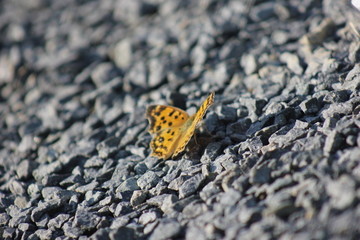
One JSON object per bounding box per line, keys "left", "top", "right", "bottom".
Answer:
{"left": 1, "top": 0, "right": 360, "bottom": 239}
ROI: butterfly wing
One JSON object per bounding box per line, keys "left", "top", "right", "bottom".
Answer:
{"left": 146, "top": 105, "right": 190, "bottom": 159}
{"left": 149, "top": 126, "right": 182, "bottom": 159}
{"left": 146, "top": 105, "right": 189, "bottom": 134}
{"left": 172, "top": 92, "right": 215, "bottom": 158}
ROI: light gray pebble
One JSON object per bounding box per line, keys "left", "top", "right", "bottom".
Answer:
{"left": 137, "top": 171, "right": 160, "bottom": 190}
{"left": 149, "top": 218, "right": 181, "bottom": 240}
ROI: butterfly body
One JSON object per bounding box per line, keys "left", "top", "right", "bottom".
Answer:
{"left": 146, "top": 92, "right": 214, "bottom": 159}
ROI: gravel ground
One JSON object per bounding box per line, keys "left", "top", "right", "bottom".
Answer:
{"left": 1, "top": 0, "right": 360, "bottom": 239}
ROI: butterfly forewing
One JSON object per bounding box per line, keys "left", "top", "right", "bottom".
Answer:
{"left": 146, "top": 105, "right": 189, "bottom": 134}
{"left": 172, "top": 92, "right": 214, "bottom": 157}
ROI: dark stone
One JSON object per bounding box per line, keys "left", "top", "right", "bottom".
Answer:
{"left": 216, "top": 106, "right": 237, "bottom": 122}
{"left": 265, "top": 191, "right": 297, "bottom": 218}
{"left": 249, "top": 164, "right": 271, "bottom": 184}
{"left": 2, "top": 227, "right": 15, "bottom": 239}
{"left": 109, "top": 226, "right": 136, "bottom": 240}
{"left": 250, "top": 2, "right": 276, "bottom": 21}
{"left": 74, "top": 208, "right": 101, "bottom": 231}
{"left": 0, "top": 212, "right": 10, "bottom": 226}
{"left": 31, "top": 199, "right": 62, "bottom": 222}
{"left": 16, "top": 160, "right": 37, "bottom": 180}
{"left": 299, "top": 98, "right": 320, "bottom": 114}
{"left": 179, "top": 174, "right": 205, "bottom": 199}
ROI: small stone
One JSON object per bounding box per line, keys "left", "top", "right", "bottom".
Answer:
{"left": 18, "top": 135, "right": 36, "bottom": 153}
{"left": 35, "top": 214, "right": 50, "bottom": 228}
{"left": 97, "top": 137, "right": 121, "bottom": 158}
{"left": 75, "top": 181, "right": 99, "bottom": 194}
{"left": 321, "top": 103, "right": 353, "bottom": 119}
{"left": 32, "top": 161, "right": 62, "bottom": 182}
{"left": 249, "top": 164, "right": 271, "bottom": 184}
{"left": 137, "top": 171, "right": 160, "bottom": 190}
{"left": 149, "top": 218, "right": 181, "bottom": 240}
{"left": 219, "top": 189, "right": 241, "bottom": 206}
{"left": 326, "top": 175, "right": 356, "bottom": 210}
{"left": 16, "top": 160, "right": 37, "bottom": 180}
{"left": 250, "top": 2, "right": 276, "bottom": 21}
{"left": 216, "top": 106, "right": 237, "bottom": 122}
{"left": 265, "top": 192, "right": 297, "bottom": 218}
{"left": 14, "top": 196, "right": 29, "bottom": 208}
{"left": 31, "top": 199, "right": 62, "bottom": 222}
{"left": 18, "top": 223, "right": 36, "bottom": 232}
{"left": 0, "top": 212, "right": 10, "bottom": 226}
{"left": 35, "top": 229, "right": 53, "bottom": 239}
{"left": 241, "top": 54, "right": 258, "bottom": 75}
{"left": 299, "top": 98, "right": 320, "bottom": 114}
{"left": 238, "top": 207, "right": 262, "bottom": 224}
{"left": 199, "top": 182, "right": 222, "bottom": 201}
{"left": 324, "top": 131, "right": 345, "bottom": 154}
{"left": 179, "top": 174, "right": 205, "bottom": 199}
{"left": 91, "top": 63, "right": 119, "bottom": 87}
{"left": 2, "top": 227, "right": 15, "bottom": 239}
{"left": 63, "top": 222, "right": 83, "bottom": 238}
{"left": 109, "top": 226, "right": 136, "bottom": 240}
{"left": 113, "top": 38, "right": 133, "bottom": 69}
{"left": 139, "top": 211, "right": 159, "bottom": 225}
{"left": 117, "top": 177, "right": 140, "bottom": 192}
{"left": 90, "top": 228, "right": 111, "bottom": 240}
{"left": 280, "top": 52, "right": 303, "bottom": 75}
{"left": 9, "top": 180, "right": 26, "bottom": 195}
{"left": 47, "top": 214, "right": 70, "bottom": 229}
{"left": 200, "top": 142, "right": 225, "bottom": 163}
{"left": 271, "top": 30, "right": 289, "bottom": 45}
{"left": 130, "top": 190, "right": 147, "bottom": 207}
{"left": 74, "top": 208, "right": 101, "bottom": 231}
{"left": 84, "top": 191, "right": 104, "bottom": 206}
{"left": 41, "top": 187, "right": 76, "bottom": 202}
{"left": 84, "top": 156, "right": 105, "bottom": 168}
{"left": 226, "top": 118, "right": 252, "bottom": 136}
{"left": 114, "top": 202, "right": 131, "bottom": 217}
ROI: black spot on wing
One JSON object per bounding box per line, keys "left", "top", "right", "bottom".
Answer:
{"left": 169, "top": 110, "right": 175, "bottom": 117}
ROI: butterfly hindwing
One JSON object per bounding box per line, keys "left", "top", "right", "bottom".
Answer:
{"left": 150, "top": 127, "right": 182, "bottom": 159}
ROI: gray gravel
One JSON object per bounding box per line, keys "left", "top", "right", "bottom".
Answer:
{"left": 1, "top": 0, "right": 360, "bottom": 239}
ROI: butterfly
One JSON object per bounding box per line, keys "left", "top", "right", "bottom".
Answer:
{"left": 146, "top": 92, "right": 215, "bottom": 159}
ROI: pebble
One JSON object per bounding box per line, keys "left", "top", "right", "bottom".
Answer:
{"left": 149, "top": 218, "right": 181, "bottom": 240}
